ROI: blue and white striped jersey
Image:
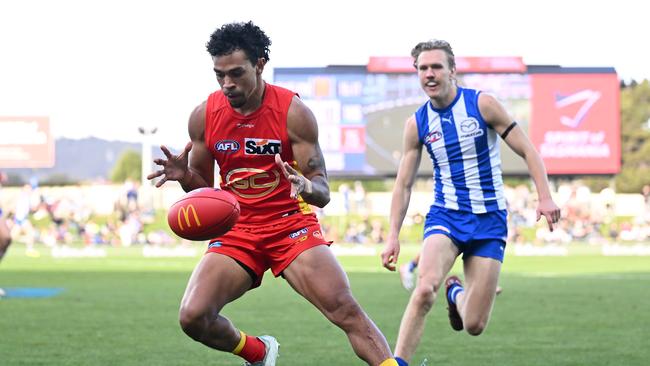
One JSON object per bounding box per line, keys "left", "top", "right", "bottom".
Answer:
{"left": 415, "top": 87, "right": 507, "bottom": 214}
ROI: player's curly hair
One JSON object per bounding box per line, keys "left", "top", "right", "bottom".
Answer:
{"left": 206, "top": 21, "right": 271, "bottom": 65}
{"left": 411, "top": 39, "right": 455, "bottom": 71}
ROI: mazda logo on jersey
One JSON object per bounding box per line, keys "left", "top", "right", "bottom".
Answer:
{"left": 215, "top": 140, "right": 240, "bottom": 153}
{"left": 460, "top": 118, "right": 479, "bottom": 133}
{"left": 244, "top": 138, "right": 281, "bottom": 155}
{"left": 459, "top": 118, "right": 484, "bottom": 140}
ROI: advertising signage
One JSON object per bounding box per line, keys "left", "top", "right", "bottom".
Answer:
{"left": 274, "top": 60, "right": 619, "bottom": 177}
{"left": 529, "top": 73, "right": 620, "bottom": 174}
{"left": 0, "top": 116, "right": 55, "bottom": 168}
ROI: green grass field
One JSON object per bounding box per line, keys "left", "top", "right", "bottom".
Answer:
{"left": 1, "top": 244, "right": 648, "bottom": 366}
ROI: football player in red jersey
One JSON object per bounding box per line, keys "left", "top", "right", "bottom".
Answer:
{"left": 0, "top": 215, "right": 9, "bottom": 262}
{"left": 148, "top": 22, "right": 398, "bottom": 366}
{"left": 0, "top": 172, "right": 12, "bottom": 297}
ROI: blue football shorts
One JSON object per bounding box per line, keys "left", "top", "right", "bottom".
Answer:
{"left": 423, "top": 206, "right": 508, "bottom": 262}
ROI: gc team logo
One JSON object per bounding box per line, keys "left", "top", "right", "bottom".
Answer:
{"left": 178, "top": 204, "right": 201, "bottom": 231}
{"left": 225, "top": 168, "right": 280, "bottom": 199}
{"left": 215, "top": 140, "right": 240, "bottom": 153}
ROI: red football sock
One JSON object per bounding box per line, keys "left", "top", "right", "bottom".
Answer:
{"left": 232, "top": 331, "right": 266, "bottom": 363}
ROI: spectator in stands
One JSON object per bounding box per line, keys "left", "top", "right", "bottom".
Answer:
{"left": 12, "top": 184, "right": 38, "bottom": 256}
{"left": 370, "top": 219, "right": 386, "bottom": 244}
{"left": 642, "top": 185, "right": 650, "bottom": 223}
{"left": 124, "top": 179, "right": 139, "bottom": 211}
{"left": 339, "top": 183, "right": 351, "bottom": 214}
{"left": 354, "top": 180, "right": 367, "bottom": 214}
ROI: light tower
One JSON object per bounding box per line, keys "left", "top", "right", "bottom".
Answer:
{"left": 138, "top": 126, "right": 158, "bottom": 186}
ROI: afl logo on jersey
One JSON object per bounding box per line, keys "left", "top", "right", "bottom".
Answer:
{"left": 215, "top": 140, "right": 240, "bottom": 153}
{"left": 245, "top": 138, "right": 282, "bottom": 155}
{"left": 425, "top": 130, "right": 443, "bottom": 144}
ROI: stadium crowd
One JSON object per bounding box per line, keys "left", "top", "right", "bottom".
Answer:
{"left": 1, "top": 179, "right": 650, "bottom": 251}
{"left": 318, "top": 181, "right": 650, "bottom": 247}
{"left": 507, "top": 182, "right": 650, "bottom": 245}
{"left": 0, "top": 181, "right": 176, "bottom": 254}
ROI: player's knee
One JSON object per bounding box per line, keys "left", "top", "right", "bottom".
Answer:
{"left": 323, "top": 291, "right": 363, "bottom": 327}
{"left": 178, "top": 305, "right": 209, "bottom": 340}
{"left": 464, "top": 318, "right": 487, "bottom": 336}
{"left": 412, "top": 283, "right": 437, "bottom": 311}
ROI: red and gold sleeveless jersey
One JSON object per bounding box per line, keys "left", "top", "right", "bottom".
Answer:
{"left": 204, "top": 83, "right": 314, "bottom": 223}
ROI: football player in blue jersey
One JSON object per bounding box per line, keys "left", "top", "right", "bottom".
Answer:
{"left": 381, "top": 40, "right": 560, "bottom": 366}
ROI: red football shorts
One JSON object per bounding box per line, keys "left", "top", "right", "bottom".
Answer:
{"left": 205, "top": 213, "right": 330, "bottom": 288}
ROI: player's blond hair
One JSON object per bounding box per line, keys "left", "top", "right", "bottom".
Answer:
{"left": 411, "top": 39, "right": 455, "bottom": 70}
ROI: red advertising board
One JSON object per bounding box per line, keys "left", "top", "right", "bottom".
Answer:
{"left": 0, "top": 116, "right": 55, "bottom": 168}
{"left": 367, "top": 56, "right": 526, "bottom": 73}
{"left": 529, "top": 74, "right": 620, "bottom": 174}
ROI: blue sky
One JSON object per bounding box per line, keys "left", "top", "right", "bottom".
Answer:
{"left": 1, "top": 0, "right": 646, "bottom": 149}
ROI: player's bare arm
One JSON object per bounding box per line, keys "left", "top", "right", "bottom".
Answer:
{"left": 148, "top": 102, "right": 214, "bottom": 191}
{"left": 276, "top": 96, "right": 330, "bottom": 208}
{"left": 381, "top": 116, "right": 423, "bottom": 271}
{"left": 479, "top": 93, "right": 560, "bottom": 229}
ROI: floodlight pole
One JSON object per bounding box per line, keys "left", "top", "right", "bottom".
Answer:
{"left": 138, "top": 126, "right": 158, "bottom": 187}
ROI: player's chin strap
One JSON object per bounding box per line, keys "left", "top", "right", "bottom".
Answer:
{"left": 500, "top": 121, "right": 517, "bottom": 139}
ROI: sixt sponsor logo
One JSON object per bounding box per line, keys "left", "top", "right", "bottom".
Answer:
{"left": 244, "top": 138, "right": 281, "bottom": 155}
{"left": 289, "top": 228, "right": 309, "bottom": 239}
{"left": 215, "top": 140, "right": 240, "bottom": 153}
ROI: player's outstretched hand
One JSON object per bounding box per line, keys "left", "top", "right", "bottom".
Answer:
{"left": 381, "top": 237, "right": 400, "bottom": 271}
{"left": 536, "top": 197, "right": 561, "bottom": 232}
{"left": 147, "top": 142, "right": 192, "bottom": 188}
{"left": 275, "top": 154, "right": 312, "bottom": 199}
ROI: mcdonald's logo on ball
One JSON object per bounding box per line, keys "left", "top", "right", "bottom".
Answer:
{"left": 168, "top": 188, "right": 240, "bottom": 241}
{"left": 177, "top": 204, "right": 201, "bottom": 231}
